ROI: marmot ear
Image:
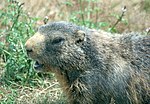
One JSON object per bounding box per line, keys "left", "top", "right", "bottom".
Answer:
{"left": 75, "top": 30, "right": 86, "bottom": 44}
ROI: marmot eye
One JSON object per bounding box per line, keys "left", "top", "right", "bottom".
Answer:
{"left": 52, "top": 37, "right": 65, "bottom": 45}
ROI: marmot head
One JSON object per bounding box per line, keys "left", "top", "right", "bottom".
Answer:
{"left": 25, "top": 21, "right": 87, "bottom": 72}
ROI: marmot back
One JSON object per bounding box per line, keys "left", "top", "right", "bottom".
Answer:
{"left": 25, "top": 21, "right": 150, "bottom": 104}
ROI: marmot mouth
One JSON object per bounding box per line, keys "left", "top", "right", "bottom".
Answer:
{"left": 34, "top": 61, "right": 44, "bottom": 70}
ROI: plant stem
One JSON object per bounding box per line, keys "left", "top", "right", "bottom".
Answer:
{"left": 111, "top": 6, "right": 126, "bottom": 30}
{"left": 79, "top": 0, "right": 85, "bottom": 26}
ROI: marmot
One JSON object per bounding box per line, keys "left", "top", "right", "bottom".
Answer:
{"left": 25, "top": 21, "right": 150, "bottom": 104}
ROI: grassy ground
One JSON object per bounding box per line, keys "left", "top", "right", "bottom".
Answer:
{"left": 18, "top": 0, "right": 150, "bottom": 32}
{"left": 0, "top": 1, "right": 66, "bottom": 103}
{"left": 0, "top": 0, "right": 150, "bottom": 104}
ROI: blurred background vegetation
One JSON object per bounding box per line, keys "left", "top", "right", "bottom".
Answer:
{"left": 0, "top": 0, "right": 150, "bottom": 103}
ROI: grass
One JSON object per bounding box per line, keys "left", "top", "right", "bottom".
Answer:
{"left": 0, "top": 0, "right": 150, "bottom": 104}
{"left": 17, "top": 0, "right": 150, "bottom": 33}
{"left": 0, "top": 1, "right": 65, "bottom": 103}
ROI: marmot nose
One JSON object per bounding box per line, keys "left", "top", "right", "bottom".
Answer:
{"left": 26, "top": 48, "right": 33, "bottom": 53}
{"left": 25, "top": 41, "right": 33, "bottom": 55}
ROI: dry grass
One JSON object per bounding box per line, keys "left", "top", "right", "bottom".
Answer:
{"left": 18, "top": 0, "right": 150, "bottom": 32}
{"left": 0, "top": 77, "right": 66, "bottom": 104}
{"left": 15, "top": 79, "right": 65, "bottom": 104}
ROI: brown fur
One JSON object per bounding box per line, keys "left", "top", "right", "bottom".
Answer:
{"left": 25, "top": 21, "right": 150, "bottom": 104}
